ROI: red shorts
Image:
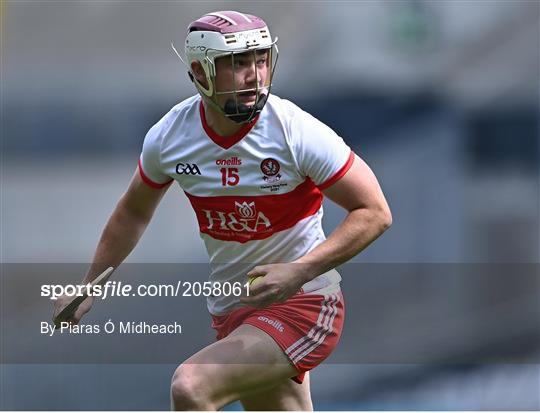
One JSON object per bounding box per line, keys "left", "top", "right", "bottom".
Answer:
{"left": 211, "top": 291, "right": 344, "bottom": 384}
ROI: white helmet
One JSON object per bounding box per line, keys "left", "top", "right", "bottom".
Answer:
{"left": 172, "top": 11, "right": 278, "bottom": 123}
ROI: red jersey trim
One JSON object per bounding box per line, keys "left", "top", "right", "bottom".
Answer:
{"left": 199, "top": 101, "right": 259, "bottom": 150}
{"left": 138, "top": 159, "right": 173, "bottom": 189}
{"left": 317, "top": 151, "right": 355, "bottom": 191}
{"left": 184, "top": 179, "right": 323, "bottom": 243}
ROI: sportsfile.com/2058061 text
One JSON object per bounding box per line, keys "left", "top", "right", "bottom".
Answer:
{"left": 41, "top": 281, "right": 251, "bottom": 300}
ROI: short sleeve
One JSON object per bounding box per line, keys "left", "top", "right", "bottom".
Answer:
{"left": 138, "top": 122, "right": 173, "bottom": 189}
{"left": 288, "top": 107, "right": 354, "bottom": 190}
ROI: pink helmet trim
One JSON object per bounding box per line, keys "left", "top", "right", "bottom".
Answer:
{"left": 188, "top": 11, "right": 267, "bottom": 34}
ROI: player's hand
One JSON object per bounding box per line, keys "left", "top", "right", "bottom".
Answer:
{"left": 240, "top": 263, "right": 311, "bottom": 308}
{"left": 53, "top": 294, "right": 94, "bottom": 326}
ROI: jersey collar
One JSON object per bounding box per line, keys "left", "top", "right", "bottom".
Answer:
{"left": 199, "top": 101, "right": 259, "bottom": 150}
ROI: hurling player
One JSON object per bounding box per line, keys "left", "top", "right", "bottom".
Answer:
{"left": 54, "top": 10, "right": 391, "bottom": 411}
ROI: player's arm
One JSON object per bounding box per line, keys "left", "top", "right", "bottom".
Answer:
{"left": 243, "top": 155, "right": 391, "bottom": 307}
{"left": 294, "top": 154, "right": 392, "bottom": 275}
{"left": 53, "top": 167, "right": 170, "bottom": 322}
{"left": 81, "top": 167, "right": 171, "bottom": 282}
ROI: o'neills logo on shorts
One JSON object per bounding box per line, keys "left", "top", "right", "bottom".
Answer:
{"left": 216, "top": 157, "right": 242, "bottom": 166}
{"left": 257, "top": 316, "right": 285, "bottom": 333}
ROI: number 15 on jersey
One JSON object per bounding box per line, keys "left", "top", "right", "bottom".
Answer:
{"left": 220, "top": 168, "right": 240, "bottom": 186}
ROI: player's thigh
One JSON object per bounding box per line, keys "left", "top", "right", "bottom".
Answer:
{"left": 172, "top": 324, "right": 298, "bottom": 405}
{"left": 240, "top": 371, "right": 313, "bottom": 411}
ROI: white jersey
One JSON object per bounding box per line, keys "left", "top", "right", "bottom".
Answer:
{"left": 139, "top": 94, "right": 354, "bottom": 315}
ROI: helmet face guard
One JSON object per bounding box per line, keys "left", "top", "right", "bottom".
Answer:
{"left": 205, "top": 43, "right": 278, "bottom": 123}
{"left": 173, "top": 11, "right": 279, "bottom": 124}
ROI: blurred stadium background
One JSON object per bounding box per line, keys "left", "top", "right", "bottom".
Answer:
{"left": 1, "top": 0, "right": 539, "bottom": 410}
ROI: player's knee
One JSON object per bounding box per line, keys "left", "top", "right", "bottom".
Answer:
{"left": 170, "top": 364, "right": 214, "bottom": 410}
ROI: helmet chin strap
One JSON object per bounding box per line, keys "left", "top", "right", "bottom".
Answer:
{"left": 223, "top": 93, "right": 268, "bottom": 124}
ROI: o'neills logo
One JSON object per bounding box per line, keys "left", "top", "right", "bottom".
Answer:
{"left": 202, "top": 201, "right": 271, "bottom": 233}
{"left": 257, "top": 316, "right": 285, "bottom": 332}
{"left": 216, "top": 157, "right": 242, "bottom": 166}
